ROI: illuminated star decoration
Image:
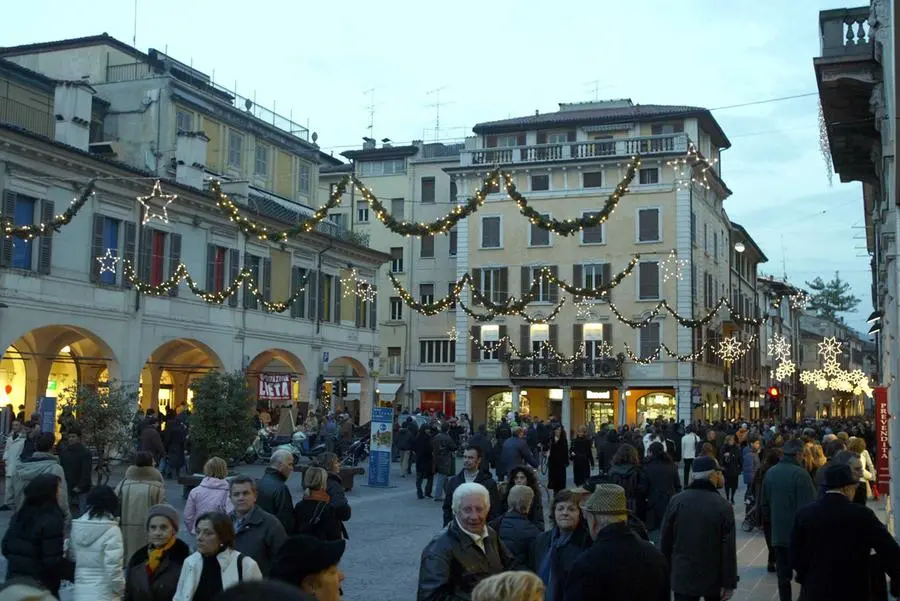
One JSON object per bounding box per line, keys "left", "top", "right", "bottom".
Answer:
{"left": 573, "top": 295, "right": 597, "bottom": 320}
{"left": 660, "top": 250, "right": 689, "bottom": 282}
{"left": 357, "top": 281, "right": 377, "bottom": 303}
{"left": 767, "top": 334, "right": 791, "bottom": 362}
{"left": 789, "top": 290, "right": 809, "bottom": 310}
{"left": 716, "top": 336, "right": 745, "bottom": 363}
{"left": 446, "top": 326, "right": 458, "bottom": 341}
{"left": 818, "top": 336, "right": 843, "bottom": 363}
{"left": 342, "top": 268, "right": 360, "bottom": 298}
{"left": 96, "top": 248, "right": 120, "bottom": 275}
{"left": 137, "top": 180, "right": 177, "bottom": 225}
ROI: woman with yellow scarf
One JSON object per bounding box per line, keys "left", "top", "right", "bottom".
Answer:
{"left": 125, "top": 504, "right": 191, "bottom": 601}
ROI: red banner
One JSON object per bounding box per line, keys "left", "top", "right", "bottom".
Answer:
{"left": 875, "top": 386, "right": 890, "bottom": 487}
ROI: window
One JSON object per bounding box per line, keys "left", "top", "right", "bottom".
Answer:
{"left": 449, "top": 228, "right": 457, "bottom": 256}
{"left": 321, "top": 274, "right": 333, "bottom": 321}
{"left": 391, "top": 198, "right": 404, "bottom": 220}
{"left": 583, "top": 171, "right": 603, "bottom": 188}
{"left": 497, "top": 135, "right": 519, "bottom": 147}
{"left": 691, "top": 264, "right": 697, "bottom": 298}
{"left": 450, "top": 181, "right": 458, "bottom": 203}
{"left": 530, "top": 214, "right": 550, "bottom": 247}
{"left": 150, "top": 230, "right": 167, "bottom": 286}
{"left": 581, "top": 211, "right": 604, "bottom": 244}
{"left": 99, "top": 217, "right": 120, "bottom": 285}
{"left": 704, "top": 223, "right": 709, "bottom": 252}
{"left": 531, "top": 174, "right": 549, "bottom": 191}
{"left": 690, "top": 212, "right": 696, "bottom": 245}
{"left": 420, "top": 283, "right": 434, "bottom": 304}
{"left": 640, "top": 322, "right": 661, "bottom": 359}
{"left": 638, "top": 261, "right": 660, "bottom": 300}
{"left": 421, "top": 177, "right": 436, "bottom": 203}
{"left": 637, "top": 208, "right": 661, "bottom": 242}
{"left": 638, "top": 167, "right": 659, "bottom": 185}
{"left": 298, "top": 163, "right": 311, "bottom": 194}
{"left": 176, "top": 110, "right": 193, "bottom": 133}
{"left": 650, "top": 122, "right": 684, "bottom": 135}
{"left": 227, "top": 130, "right": 243, "bottom": 169}
{"left": 481, "top": 216, "right": 502, "bottom": 249}
{"left": 11, "top": 196, "right": 36, "bottom": 270}
{"left": 479, "top": 325, "right": 501, "bottom": 360}
{"left": 421, "top": 235, "right": 435, "bottom": 258}
{"left": 390, "top": 247, "right": 404, "bottom": 273}
{"left": 447, "top": 282, "right": 457, "bottom": 310}
{"left": 389, "top": 297, "right": 403, "bottom": 320}
{"left": 420, "top": 339, "right": 456, "bottom": 364}
{"left": 357, "top": 202, "right": 369, "bottom": 223}
{"left": 713, "top": 231, "right": 718, "bottom": 261}
{"left": 529, "top": 266, "right": 551, "bottom": 302}
{"left": 329, "top": 213, "right": 345, "bottom": 229}
{"left": 255, "top": 144, "right": 269, "bottom": 176}
{"left": 210, "top": 246, "right": 227, "bottom": 292}
{"left": 547, "top": 132, "right": 569, "bottom": 144}
{"left": 388, "top": 347, "right": 402, "bottom": 375}
{"left": 359, "top": 159, "right": 406, "bottom": 176}
{"left": 582, "top": 263, "right": 606, "bottom": 290}
{"left": 480, "top": 268, "right": 506, "bottom": 304}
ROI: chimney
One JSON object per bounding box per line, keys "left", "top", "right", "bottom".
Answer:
{"left": 175, "top": 130, "right": 210, "bottom": 190}
{"left": 381, "top": 137, "right": 392, "bottom": 148}
{"left": 362, "top": 136, "right": 376, "bottom": 150}
{"left": 53, "top": 81, "right": 94, "bottom": 151}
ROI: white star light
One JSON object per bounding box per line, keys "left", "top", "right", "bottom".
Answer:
{"left": 96, "top": 248, "right": 119, "bottom": 275}
{"left": 574, "top": 295, "right": 597, "bottom": 320}
{"left": 767, "top": 334, "right": 791, "bottom": 362}
{"left": 357, "top": 281, "right": 377, "bottom": 303}
{"left": 789, "top": 291, "right": 809, "bottom": 310}
{"left": 817, "top": 336, "right": 843, "bottom": 363}
{"left": 660, "top": 250, "right": 689, "bottom": 282}
{"left": 137, "top": 180, "right": 177, "bottom": 225}
{"left": 716, "top": 336, "right": 745, "bottom": 363}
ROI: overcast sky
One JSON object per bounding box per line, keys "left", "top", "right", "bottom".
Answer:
{"left": 1, "top": 0, "right": 873, "bottom": 334}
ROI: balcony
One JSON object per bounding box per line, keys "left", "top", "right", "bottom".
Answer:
{"left": 508, "top": 356, "right": 625, "bottom": 380}
{"left": 459, "top": 133, "right": 688, "bottom": 167}
{"left": 0, "top": 97, "right": 52, "bottom": 137}
{"left": 814, "top": 6, "right": 881, "bottom": 183}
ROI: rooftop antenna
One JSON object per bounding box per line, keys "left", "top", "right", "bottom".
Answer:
{"left": 584, "top": 80, "right": 611, "bottom": 101}
{"left": 427, "top": 86, "right": 454, "bottom": 142}
{"left": 781, "top": 234, "right": 788, "bottom": 281}
{"left": 132, "top": 0, "right": 138, "bottom": 47}
{"left": 364, "top": 88, "right": 376, "bottom": 138}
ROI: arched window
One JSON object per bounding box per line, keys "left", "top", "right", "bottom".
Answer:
{"left": 636, "top": 392, "right": 677, "bottom": 421}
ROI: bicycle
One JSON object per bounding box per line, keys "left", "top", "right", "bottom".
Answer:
{"left": 538, "top": 443, "right": 548, "bottom": 476}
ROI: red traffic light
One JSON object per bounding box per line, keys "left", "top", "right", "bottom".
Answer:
{"left": 768, "top": 386, "right": 780, "bottom": 397}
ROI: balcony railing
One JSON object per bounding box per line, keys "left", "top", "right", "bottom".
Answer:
{"left": 819, "top": 7, "right": 872, "bottom": 58}
{"left": 0, "top": 97, "right": 52, "bottom": 137}
{"left": 508, "top": 356, "right": 624, "bottom": 379}
{"left": 106, "top": 62, "right": 154, "bottom": 83}
{"left": 460, "top": 133, "right": 688, "bottom": 167}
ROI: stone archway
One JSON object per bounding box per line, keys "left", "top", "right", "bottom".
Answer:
{"left": 141, "top": 339, "right": 223, "bottom": 412}
{"left": 247, "top": 349, "right": 308, "bottom": 416}
{"left": 2, "top": 325, "right": 120, "bottom": 416}
{"left": 327, "top": 356, "right": 369, "bottom": 423}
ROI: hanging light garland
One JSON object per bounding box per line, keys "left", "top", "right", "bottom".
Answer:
{"left": 608, "top": 297, "right": 765, "bottom": 329}
{"left": 667, "top": 144, "right": 719, "bottom": 191}
{"left": 458, "top": 299, "right": 566, "bottom": 324}
{"left": 1, "top": 180, "right": 96, "bottom": 240}
{"left": 621, "top": 342, "right": 708, "bottom": 365}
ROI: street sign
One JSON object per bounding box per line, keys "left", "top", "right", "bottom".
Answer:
{"left": 38, "top": 396, "right": 57, "bottom": 434}
{"left": 322, "top": 351, "right": 330, "bottom": 365}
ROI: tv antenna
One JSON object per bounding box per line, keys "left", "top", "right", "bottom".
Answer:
{"left": 427, "top": 86, "right": 454, "bottom": 142}
{"left": 132, "top": 0, "right": 138, "bottom": 47}
{"left": 364, "top": 88, "right": 377, "bottom": 137}
{"left": 781, "top": 234, "right": 788, "bottom": 281}
{"left": 584, "top": 80, "right": 611, "bottom": 101}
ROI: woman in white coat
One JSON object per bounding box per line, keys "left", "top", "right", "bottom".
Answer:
{"left": 71, "top": 486, "right": 125, "bottom": 601}
{"left": 173, "top": 512, "right": 262, "bottom": 601}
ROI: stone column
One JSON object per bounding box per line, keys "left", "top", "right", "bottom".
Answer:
{"left": 561, "top": 386, "right": 572, "bottom": 438}
{"left": 511, "top": 384, "right": 521, "bottom": 413}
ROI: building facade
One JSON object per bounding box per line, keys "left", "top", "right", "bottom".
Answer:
{"left": 757, "top": 276, "right": 805, "bottom": 419}
{"left": 0, "top": 37, "right": 388, "bottom": 422}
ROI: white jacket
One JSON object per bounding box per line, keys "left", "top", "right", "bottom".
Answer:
{"left": 3, "top": 433, "right": 25, "bottom": 477}
{"left": 71, "top": 514, "right": 125, "bottom": 601}
{"left": 681, "top": 433, "right": 700, "bottom": 460}
{"left": 860, "top": 449, "right": 876, "bottom": 482}
{"left": 173, "top": 548, "right": 263, "bottom": 601}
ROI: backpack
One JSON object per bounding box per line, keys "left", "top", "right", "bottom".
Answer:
{"left": 236, "top": 553, "right": 246, "bottom": 582}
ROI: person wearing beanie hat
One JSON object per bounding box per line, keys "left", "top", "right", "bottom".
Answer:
{"left": 125, "top": 504, "right": 191, "bottom": 601}
{"left": 565, "top": 484, "right": 669, "bottom": 601}
{"left": 791, "top": 463, "right": 900, "bottom": 601}
{"left": 271, "top": 535, "right": 345, "bottom": 601}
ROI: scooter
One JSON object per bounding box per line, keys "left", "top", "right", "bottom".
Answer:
{"left": 341, "top": 437, "right": 369, "bottom": 466}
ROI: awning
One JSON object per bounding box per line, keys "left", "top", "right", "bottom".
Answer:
{"left": 377, "top": 382, "right": 403, "bottom": 402}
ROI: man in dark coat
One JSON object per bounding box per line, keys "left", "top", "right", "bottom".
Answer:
{"left": 140, "top": 419, "right": 166, "bottom": 464}
{"left": 256, "top": 449, "right": 295, "bottom": 533}
{"left": 414, "top": 427, "right": 435, "bottom": 499}
{"left": 229, "top": 475, "right": 287, "bottom": 576}
{"left": 418, "top": 482, "right": 514, "bottom": 600}
{"left": 792, "top": 462, "right": 900, "bottom": 601}
{"left": 565, "top": 484, "right": 669, "bottom": 601}
{"left": 396, "top": 417, "right": 415, "bottom": 477}
{"left": 499, "top": 427, "right": 538, "bottom": 480}
{"left": 442, "top": 445, "right": 499, "bottom": 526}
{"left": 595, "top": 429, "right": 621, "bottom": 475}
{"left": 660, "top": 456, "right": 737, "bottom": 600}
{"left": 761, "top": 439, "right": 817, "bottom": 601}
{"left": 161, "top": 418, "right": 187, "bottom": 479}
{"left": 58, "top": 427, "right": 92, "bottom": 517}
{"left": 431, "top": 424, "right": 458, "bottom": 502}
{"left": 467, "top": 425, "right": 493, "bottom": 474}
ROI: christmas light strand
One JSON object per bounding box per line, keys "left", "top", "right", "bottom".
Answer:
{"left": 608, "top": 297, "right": 765, "bottom": 329}
{"left": 458, "top": 299, "right": 567, "bottom": 324}
{"left": 667, "top": 144, "right": 719, "bottom": 191}
{"left": 1, "top": 181, "right": 97, "bottom": 240}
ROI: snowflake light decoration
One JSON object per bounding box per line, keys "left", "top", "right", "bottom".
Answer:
{"left": 661, "top": 250, "right": 688, "bottom": 282}
{"left": 96, "top": 248, "right": 119, "bottom": 275}
{"left": 446, "top": 326, "right": 458, "bottom": 341}
{"left": 817, "top": 336, "right": 843, "bottom": 363}
{"left": 767, "top": 334, "right": 791, "bottom": 362}
{"left": 137, "top": 180, "right": 177, "bottom": 225}
{"left": 774, "top": 360, "right": 796, "bottom": 381}
{"left": 716, "top": 336, "right": 745, "bottom": 363}
{"left": 789, "top": 291, "right": 809, "bottom": 310}
{"left": 573, "top": 295, "right": 597, "bottom": 320}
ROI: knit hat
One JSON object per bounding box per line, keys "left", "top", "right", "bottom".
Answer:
{"left": 691, "top": 455, "right": 722, "bottom": 474}
{"left": 146, "top": 504, "right": 179, "bottom": 532}
{"left": 823, "top": 463, "right": 857, "bottom": 489}
{"left": 582, "top": 484, "right": 628, "bottom": 515}
{"left": 271, "top": 535, "right": 346, "bottom": 586}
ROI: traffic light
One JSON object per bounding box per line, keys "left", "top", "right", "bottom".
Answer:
{"left": 316, "top": 375, "right": 326, "bottom": 401}
{"left": 339, "top": 379, "right": 348, "bottom": 398}
{"left": 767, "top": 386, "right": 780, "bottom": 398}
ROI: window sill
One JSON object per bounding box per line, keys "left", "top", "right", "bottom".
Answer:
{"left": 479, "top": 246, "right": 504, "bottom": 251}
{"left": 527, "top": 244, "right": 552, "bottom": 249}
{"left": 635, "top": 239, "right": 662, "bottom": 245}
{"left": 636, "top": 298, "right": 662, "bottom": 303}
{"left": 579, "top": 241, "right": 606, "bottom": 246}
{"left": 419, "top": 256, "right": 436, "bottom": 260}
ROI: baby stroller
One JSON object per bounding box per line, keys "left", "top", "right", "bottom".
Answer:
{"left": 742, "top": 489, "right": 759, "bottom": 532}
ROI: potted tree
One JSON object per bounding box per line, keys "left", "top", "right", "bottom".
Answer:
{"left": 187, "top": 370, "right": 257, "bottom": 476}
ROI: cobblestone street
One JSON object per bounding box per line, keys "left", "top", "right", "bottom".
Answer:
{"left": 0, "top": 461, "right": 888, "bottom": 600}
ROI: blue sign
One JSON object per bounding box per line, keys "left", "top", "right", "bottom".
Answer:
{"left": 38, "top": 396, "right": 57, "bottom": 434}
{"left": 367, "top": 407, "right": 393, "bottom": 487}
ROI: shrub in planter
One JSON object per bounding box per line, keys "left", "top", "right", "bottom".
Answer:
{"left": 188, "top": 371, "right": 256, "bottom": 474}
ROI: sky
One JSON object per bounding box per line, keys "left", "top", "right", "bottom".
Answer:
{"left": 0, "top": 0, "right": 874, "bottom": 334}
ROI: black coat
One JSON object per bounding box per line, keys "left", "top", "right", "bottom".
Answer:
{"left": 569, "top": 436, "right": 594, "bottom": 486}
{"left": 125, "top": 538, "right": 191, "bottom": 601}
{"left": 326, "top": 472, "right": 351, "bottom": 539}
{"left": 497, "top": 482, "right": 545, "bottom": 532}
{"left": 442, "top": 470, "right": 500, "bottom": 527}
{"left": 162, "top": 421, "right": 187, "bottom": 469}
{"left": 564, "top": 522, "right": 669, "bottom": 601}
{"left": 718, "top": 443, "right": 742, "bottom": 487}
{"left": 292, "top": 497, "right": 343, "bottom": 541}
{"left": 659, "top": 480, "right": 737, "bottom": 597}
{"left": 256, "top": 467, "right": 295, "bottom": 533}
{"left": 432, "top": 433, "right": 458, "bottom": 476}
{"left": 466, "top": 432, "right": 493, "bottom": 468}
{"left": 499, "top": 437, "right": 538, "bottom": 478}
{"left": 414, "top": 431, "right": 435, "bottom": 474}
{"left": 530, "top": 523, "right": 593, "bottom": 601}
{"left": 642, "top": 458, "right": 681, "bottom": 531}
{"left": 547, "top": 436, "right": 569, "bottom": 492}
{"left": 791, "top": 492, "right": 900, "bottom": 601}
{"left": 59, "top": 441, "right": 92, "bottom": 495}
{"left": 417, "top": 520, "right": 514, "bottom": 601}
{"left": 595, "top": 435, "right": 621, "bottom": 474}
{"left": 608, "top": 464, "right": 649, "bottom": 520}
{"left": 1, "top": 504, "right": 72, "bottom": 596}
{"left": 490, "top": 512, "right": 541, "bottom": 568}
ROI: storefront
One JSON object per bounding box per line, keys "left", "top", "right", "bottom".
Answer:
{"left": 421, "top": 390, "right": 456, "bottom": 417}
{"left": 583, "top": 389, "right": 616, "bottom": 426}
{"left": 635, "top": 391, "right": 677, "bottom": 421}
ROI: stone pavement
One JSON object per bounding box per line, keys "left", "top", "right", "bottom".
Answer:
{"left": 0, "top": 461, "right": 889, "bottom": 600}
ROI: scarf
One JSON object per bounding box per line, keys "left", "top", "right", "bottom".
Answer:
{"left": 538, "top": 528, "right": 572, "bottom": 601}
{"left": 146, "top": 537, "right": 177, "bottom": 576}
{"left": 195, "top": 553, "right": 225, "bottom": 601}
{"left": 304, "top": 489, "right": 331, "bottom": 503}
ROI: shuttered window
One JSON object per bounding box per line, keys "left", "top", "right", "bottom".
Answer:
{"left": 638, "top": 208, "right": 660, "bottom": 242}
{"left": 582, "top": 211, "right": 604, "bottom": 244}
{"left": 638, "top": 262, "right": 660, "bottom": 300}
{"left": 639, "top": 322, "right": 661, "bottom": 359}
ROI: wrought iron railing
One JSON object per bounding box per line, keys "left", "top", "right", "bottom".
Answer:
{"left": 507, "top": 356, "right": 625, "bottom": 379}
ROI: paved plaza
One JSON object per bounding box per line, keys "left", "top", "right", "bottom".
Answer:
{"left": 0, "top": 460, "right": 888, "bottom": 600}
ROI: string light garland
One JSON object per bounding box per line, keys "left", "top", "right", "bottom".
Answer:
{"left": 137, "top": 180, "right": 177, "bottom": 225}
{"left": 96, "top": 249, "right": 120, "bottom": 275}
{"left": 121, "top": 260, "right": 311, "bottom": 312}
{"left": 667, "top": 144, "right": 719, "bottom": 191}
{"left": 502, "top": 157, "right": 640, "bottom": 236}
{"left": 608, "top": 297, "right": 765, "bottom": 329}
{"left": 458, "top": 299, "right": 567, "bottom": 324}
{"left": 1, "top": 180, "right": 96, "bottom": 240}
{"left": 209, "top": 177, "right": 349, "bottom": 242}
{"left": 660, "top": 250, "right": 688, "bottom": 282}
{"left": 622, "top": 342, "right": 708, "bottom": 365}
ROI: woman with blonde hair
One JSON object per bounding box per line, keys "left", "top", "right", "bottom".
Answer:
{"left": 183, "top": 457, "right": 233, "bottom": 535}
{"left": 292, "top": 467, "right": 342, "bottom": 540}
{"left": 472, "top": 571, "right": 544, "bottom": 601}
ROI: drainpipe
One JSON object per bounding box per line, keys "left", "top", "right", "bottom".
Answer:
{"left": 315, "top": 240, "right": 334, "bottom": 335}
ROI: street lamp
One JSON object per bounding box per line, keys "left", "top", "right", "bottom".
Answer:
{"left": 733, "top": 242, "right": 746, "bottom": 253}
